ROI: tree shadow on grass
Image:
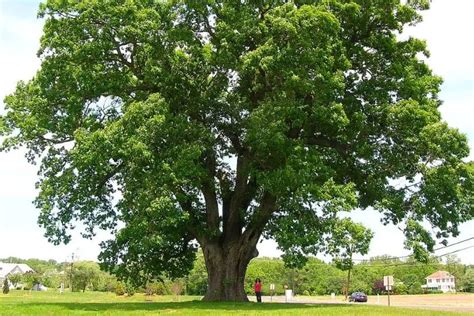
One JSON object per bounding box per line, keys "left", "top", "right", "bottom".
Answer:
{"left": 21, "top": 301, "right": 354, "bottom": 313}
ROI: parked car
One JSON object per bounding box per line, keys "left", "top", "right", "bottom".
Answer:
{"left": 349, "top": 292, "right": 368, "bottom": 302}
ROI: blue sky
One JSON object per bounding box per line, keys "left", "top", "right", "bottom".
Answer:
{"left": 0, "top": 0, "right": 473, "bottom": 264}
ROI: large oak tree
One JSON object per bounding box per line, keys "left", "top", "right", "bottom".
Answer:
{"left": 1, "top": 0, "right": 473, "bottom": 301}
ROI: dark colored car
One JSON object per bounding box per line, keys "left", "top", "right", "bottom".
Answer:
{"left": 349, "top": 292, "right": 368, "bottom": 302}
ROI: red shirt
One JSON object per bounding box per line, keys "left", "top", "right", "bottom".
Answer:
{"left": 254, "top": 282, "right": 262, "bottom": 292}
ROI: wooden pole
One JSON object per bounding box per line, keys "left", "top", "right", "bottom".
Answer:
{"left": 387, "top": 286, "right": 391, "bottom": 307}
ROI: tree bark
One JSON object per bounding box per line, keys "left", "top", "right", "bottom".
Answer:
{"left": 201, "top": 242, "right": 258, "bottom": 301}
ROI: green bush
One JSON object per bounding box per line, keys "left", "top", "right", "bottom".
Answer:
{"left": 126, "top": 283, "right": 136, "bottom": 296}
{"left": 115, "top": 282, "right": 125, "bottom": 296}
{"left": 425, "top": 289, "right": 443, "bottom": 294}
{"left": 408, "top": 282, "right": 423, "bottom": 294}
{"left": 145, "top": 281, "right": 169, "bottom": 295}
{"left": 302, "top": 290, "right": 311, "bottom": 296}
{"left": 393, "top": 283, "right": 408, "bottom": 295}
{"left": 144, "top": 284, "right": 154, "bottom": 296}
{"left": 3, "top": 279, "right": 9, "bottom": 294}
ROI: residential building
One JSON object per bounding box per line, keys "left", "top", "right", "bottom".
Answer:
{"left": 422, "top": 270, "right": 456, "bottom": 293}
{"left": 0, "top": 262, "right": 35, "bottom": 287}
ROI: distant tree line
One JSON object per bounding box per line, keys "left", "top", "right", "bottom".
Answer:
{"left": 185, "top": 253, "right": 474, "bottom": 296}
{"left": 2, "top": 254, "right": 473, "bottom": 295}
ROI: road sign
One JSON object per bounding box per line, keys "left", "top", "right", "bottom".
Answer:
{"left": 383, "top": 275, "right": 394, "bottom": 307}
{"left": 383, "top": 275, "right": 394, "bottom": 286}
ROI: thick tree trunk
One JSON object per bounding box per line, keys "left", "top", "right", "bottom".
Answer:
{"left": 201, "top": 242, "right": 258, "bottom": 301}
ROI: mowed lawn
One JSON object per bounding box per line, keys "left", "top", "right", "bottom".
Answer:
{"left": 0, "top": 290, "right": 468, "bottom": 316}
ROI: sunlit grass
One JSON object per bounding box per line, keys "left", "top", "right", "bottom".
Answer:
{"left": 0, "top": 290, "right": 467, "bottom": 315}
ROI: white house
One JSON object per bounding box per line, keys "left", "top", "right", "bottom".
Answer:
{"left": 0, "top": 263, "right": 35, "bottom": 287}
{"left": 422, "top": 270, "right": 456, "bottom": 293}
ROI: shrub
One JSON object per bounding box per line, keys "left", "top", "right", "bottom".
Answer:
{"left": 126, "top": 283, "right": 136, "bottom": 296}
{"left": 393, "top": 283, "right": 408, "bottom": 295}
{"left": 408, "top": 282, "right": 423, "bottom": 294}
{"left": 170, "top": 280, "right": 184, "bottom": 296}
{"left": 145, "top": 281, "right": 169, "bottom": 295}
{"left": 115, "top": 282, "right": 125, "bottom": 296}
{"left": 302, "top": 290, "right": 311, "bottom": 296}
{"left": 425, "top": 289, "right": 443, "bottom": 294}
{"left": 145, "top": 284, "right": 154, "bottom": 296}
{"left": 3, "top": 279, "right": 9, "bottom": 294}
{"left": 372, "top": 280, "right": 385, "bottom": 295}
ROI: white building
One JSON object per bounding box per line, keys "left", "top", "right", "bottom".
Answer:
{"left": 0, "top": 263, "right": 35, "bottom": 287}
{"left": 422, "top": 270, "right": 456, "bottom": 293}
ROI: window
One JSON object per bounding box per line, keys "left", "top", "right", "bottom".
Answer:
{"left": 428, "top": 279, "right": 432, "bottom": 283}
{"left": 442, "top": 278, "right": 445, "bottom": 282}
{"left": 451, "top": 278, "right": 454, "bottom": 282}
{"left": 437, "top": 279, "right": 440, "bottom": 283}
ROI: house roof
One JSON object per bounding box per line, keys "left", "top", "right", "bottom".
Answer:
{"left": 0, "top": 263, "right": 35, "bottom": 278}
{"left": 425, "top": 270, "right": 454, "bottom": 279}
{"left": 16, "top": 264, "right": 34, "bottom": 273}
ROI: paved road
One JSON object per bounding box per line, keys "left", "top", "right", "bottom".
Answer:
{"left": 250, "top": 294, "right": 474, "bottom": 313}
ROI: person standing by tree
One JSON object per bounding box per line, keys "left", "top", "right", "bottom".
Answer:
{"left": 254, "top": 278, "right": 262, "bottom": 303}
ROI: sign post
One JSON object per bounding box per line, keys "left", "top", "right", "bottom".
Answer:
{"left": 383, "top": 276, "right": 394, "bottom": 307}
{"left": 270, "top": 284, "right": 275, "bottom": 302}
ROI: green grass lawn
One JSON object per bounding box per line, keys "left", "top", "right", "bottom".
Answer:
{"left": 0, "top": 290, "right": 466, "bottom": 315}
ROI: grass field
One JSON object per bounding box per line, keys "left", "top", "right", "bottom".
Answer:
{"left": 0, "top": 290, "right": 471, "bottom": 315}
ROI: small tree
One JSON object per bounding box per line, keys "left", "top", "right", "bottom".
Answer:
{"left": 8, "top": 274, "right": 22, "bottom": 289}
{"left": 21, "top": 272, "right": 42, "bottom": 290}
{"left": 114, "top": 282, "right": 125, "bottom": 296}
{"left": 125, "top": 283, "right": 136, "bottom": 297}
{"left": 2, "top": 278, "right": 9, "bottom": 294}
{"left": 170, "top": 280, "right": 184, "bottom": 299}
{"left": 372, "top": 279, "right": 385, "bottom": 295}
{"left": 71, "top": 261, "right": 100, "bottom": 292}
{"left": 327, "top": 219, "right": 373, "bottom": 300}
{"left": 460, "top": 268, "right": 474, "bottom": 293}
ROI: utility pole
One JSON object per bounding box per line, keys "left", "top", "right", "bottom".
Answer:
{"left": 70, "top": 252, "right": 75, "bottom": 292}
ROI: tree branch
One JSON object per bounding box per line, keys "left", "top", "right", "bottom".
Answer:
{"left": 306, "top": 135, "right": 351, "bottom": 156}
{"left": 241, "top": 191, "right": 277, "bottom": 244}
{"left": 95, "top": 163, "right": 124, "bottom": 196}
{"left": 223, "top": 153, "right": 251, "bottom": 243}
{"left": 199, "top": 150, "right": 220, "bottom": 235}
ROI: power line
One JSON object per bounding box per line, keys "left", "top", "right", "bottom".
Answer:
{"left": 434, "top": 237, "right": 474, "bottom": 251}
{"left": 293, "top": 245, "right": 474, "bottom": 268}
{"left": 432, "top": 244, "right": 473, "bottom": 260}
{"left": 351, "top": 236, "right": 474, "bottom": 262}
{"left": 354, "top": 245, "right": 474, "bottom": 268}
